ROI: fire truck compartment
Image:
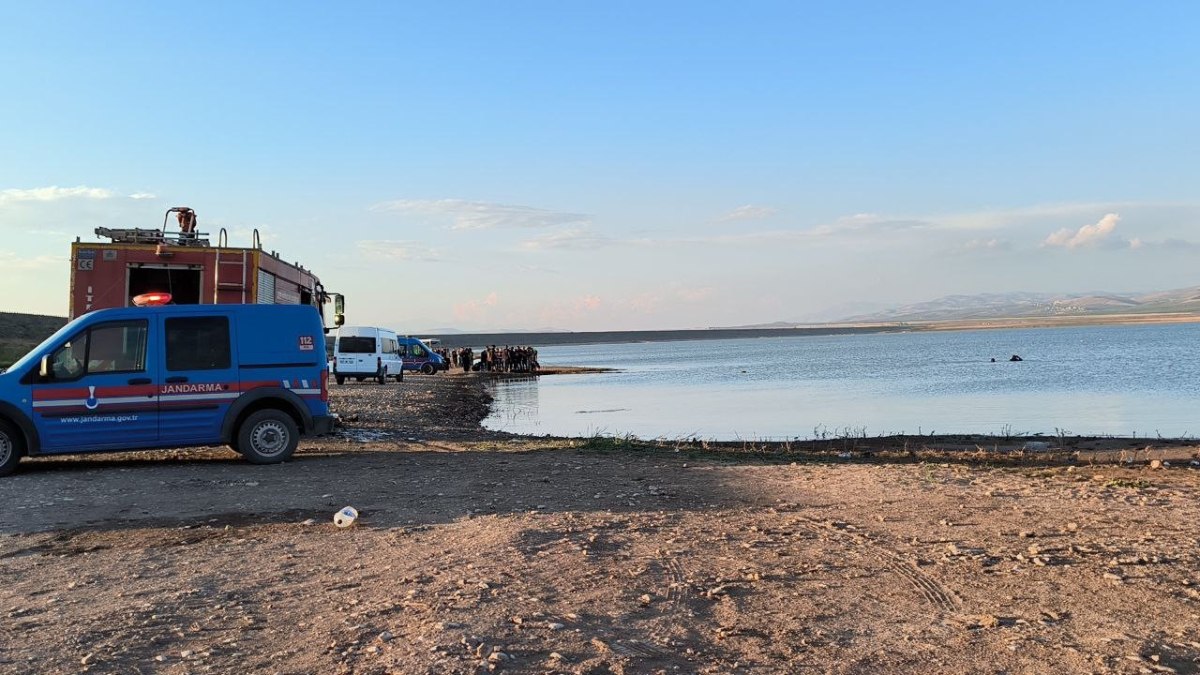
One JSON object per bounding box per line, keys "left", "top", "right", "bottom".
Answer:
{"left": 127, "top": 265, "right": 202, "bottom": 306}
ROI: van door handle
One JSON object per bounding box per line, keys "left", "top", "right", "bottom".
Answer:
{"left": 128, "top": 377, "right": 151, "bottom": 385}
{"left": 166, "top": 376, "right": 189, "bottom": 383}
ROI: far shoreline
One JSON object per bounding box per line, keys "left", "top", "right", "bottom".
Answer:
{"left": 427, "top": 311, "right": 1200, "bottom": 349}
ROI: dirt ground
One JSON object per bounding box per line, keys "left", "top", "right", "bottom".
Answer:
{"left": 2, "top": 371, "right": 1200, "bottom": 675}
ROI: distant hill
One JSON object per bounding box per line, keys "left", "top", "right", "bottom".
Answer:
{"left": 0, "top": 312, "right": 67, "bottom": 366}
{"left": 841, "top": 286, "right": 1200, "bottom": 323}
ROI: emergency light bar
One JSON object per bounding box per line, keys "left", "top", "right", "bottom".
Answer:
{"left": 132, "top": 292, "right": 173, "bottom": 307}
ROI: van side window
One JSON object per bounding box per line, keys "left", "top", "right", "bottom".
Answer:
{"left": 49, "top": 320, "right": 148, "bottom": 380}
{"left": 89, "top": 322, "right": 149, "bottom": 373}
{"left": 166, "top": 317, "right": 231, "bottom": 371}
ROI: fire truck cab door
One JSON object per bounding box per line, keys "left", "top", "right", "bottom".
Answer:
{"left": 157, "top": 314, "right": 240, "bottom": 445}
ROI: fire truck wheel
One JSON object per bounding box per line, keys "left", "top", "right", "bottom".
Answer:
{"left": 421, "top": 363, "right": 435, "bottom": 375}
{"left": 237, "top": 409, "right": 299, "bottom": 464}
{"left": 0, "top": 420, "right": 23, "bottom": 477}
{"left": 335, "top": 375, "right": 345, "bottom": 385}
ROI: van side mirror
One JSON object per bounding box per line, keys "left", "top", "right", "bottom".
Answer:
{"left": 333, "top": 293, "right": 345, "bottom": 327}
{"left": 39, "top": 354, "right": 51, "bottom": 380}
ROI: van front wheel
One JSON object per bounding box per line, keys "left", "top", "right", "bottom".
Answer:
{"left": 421, "top": 363, "right": 435, "bottom": 375}
{"left": 0, "top": 420, "right": 23, "bottom": 477}
{"left": 237, "top": 409, "right": 299, "bottom": 464}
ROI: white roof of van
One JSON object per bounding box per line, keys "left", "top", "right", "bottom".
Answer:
{"left": 337, "top": 326, "right": 396, "bottom": 336}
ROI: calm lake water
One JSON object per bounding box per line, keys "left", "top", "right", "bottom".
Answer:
{"left": 482, "top": 324, "right": 1200, "bottom": 440}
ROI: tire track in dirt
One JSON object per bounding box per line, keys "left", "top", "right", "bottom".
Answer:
{"left": 750, "top": 470, "right": 963, "bottom": 615}
{"left": 795, "top": 516, "right": 961, "bottom": 614}
{"left": 513, "top": 525, "right": 694, "bottom": 665}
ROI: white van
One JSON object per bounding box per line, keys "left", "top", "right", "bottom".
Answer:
{"left": 332, "top": 326, "right": 405, "bottom": 384}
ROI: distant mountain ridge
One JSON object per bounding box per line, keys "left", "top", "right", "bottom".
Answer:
{"left": 840, "top": 286, "right": 1200, "bottom": 323}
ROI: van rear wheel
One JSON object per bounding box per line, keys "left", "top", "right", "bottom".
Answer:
{"left": 237, "top": 409, "right": 299, "bottom": 464}
{"left": 0, "top": 420, "right": 23, "bottom": 477}
{"left": 335, "top": 374, "right": 345, "bottom": 385}
{"left": 376, "top": 369, "right": 386, "bottom": 385}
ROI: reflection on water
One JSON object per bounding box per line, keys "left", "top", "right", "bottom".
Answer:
{"left": 484, "top": 376, "right": 541, "bottom": 430}
{"left": 482, "top": 324, "right": 1200, "bottom": 440}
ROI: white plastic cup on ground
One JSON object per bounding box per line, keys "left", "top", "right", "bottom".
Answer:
{"left": 334, "top": 506, "right": 359, "bottom": 528}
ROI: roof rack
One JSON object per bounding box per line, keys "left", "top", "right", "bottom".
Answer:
{"left": 94, "top": 227, "right": 210, "bottom": 247}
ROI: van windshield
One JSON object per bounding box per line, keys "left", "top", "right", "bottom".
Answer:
{"left": 338, "top": 337, "right": 376, "bottom": 354}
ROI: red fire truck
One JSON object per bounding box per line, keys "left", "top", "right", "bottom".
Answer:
{"left": 68, "top": 207, "right": 344, "bottom": 330}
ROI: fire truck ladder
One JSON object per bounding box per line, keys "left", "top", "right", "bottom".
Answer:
{"left": 213, "top": 228, "right": 248, "bottom": 303}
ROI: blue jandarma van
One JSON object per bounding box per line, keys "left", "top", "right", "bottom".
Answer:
{"left": 398, "top": 336, "right": 447, "bottom": 375}
{"left": 0, "top": 302, "right": 334, "bottom": 476}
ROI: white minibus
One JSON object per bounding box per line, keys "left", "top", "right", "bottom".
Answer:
{"left": 332, "top": 326, "right": 404, "bottom": 384}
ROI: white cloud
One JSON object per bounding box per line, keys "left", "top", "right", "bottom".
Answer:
{"left": 129, "top": 192, "right": 157, "bottom": 200}
{"left": 519, "top": 227, "right": 616, "bottom": 251}
{"left": 520, "top": 215, "right": 928, "bottom": 253}
{"left": 356, "top": 240, "right": 440, "bottom": 262}
{"left": 221, "top": 224, "right": 281, "bottom": 248}
{"left": 453, "top": 291, "right": 500, "bottom": 322}
{"left": 0, "top": 186, "right": 162, "bottom": 237}
{"left": 0, "top": 251, "right": 61, "bottom": 270}
{"left": 962, "top": 238, "right": 1011, "bottom": 251}
{"left": 521, "top": 202, "right": 1197, "bottom": 258}
{"left": 513, "top": 263, "right": 563, "bottom": 275}
{"left": 0, "top": 186, "right": 116, "bottom": 203}
{"left": 675, "top": 286, "right": 714, "bottom": 302}
{"left": 372, "top": 199, "right": 590, "bottom": 230}
{"left": 575, "top": 295, "right": 602, "bottom": 311}
{"left": 622, "top": 285, "right": 715, "bottom": 315}
{"left": 1042, "top": 213, "right": 1120, "bottom": 249}
{"left": 719, "top": 205, "right": 778, "bottom": 222}
{"left": 1125, "top": 237, "right": 1200, "bottom": 252}
{"left": 810, "top": 213, "right": 931, "bottom": 236}
{"left": 938, "top": 202, "right": 1130, "bottom": 230}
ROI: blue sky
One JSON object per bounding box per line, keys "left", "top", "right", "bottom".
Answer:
{"left": 1, "top": 2, "right": 1197, "bottom": 331}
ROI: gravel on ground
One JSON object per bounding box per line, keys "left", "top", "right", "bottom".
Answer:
{"left": 2, "top": 371, "right": 1199, "bottom": 674}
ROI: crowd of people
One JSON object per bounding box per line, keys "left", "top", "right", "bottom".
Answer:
{"left": 444, "top": 345, "right": 540, "bottom": 373}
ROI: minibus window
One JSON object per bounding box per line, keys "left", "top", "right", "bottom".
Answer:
{"left": 337, "top": 337, "right": 376, "bottom": 354}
